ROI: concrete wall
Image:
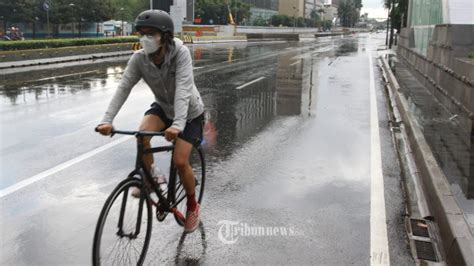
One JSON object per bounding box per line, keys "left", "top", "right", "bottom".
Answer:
{"left": 236, "top": 26, "right": 318, "bottom": 34}
{"left": 0, "top": 43, "right": 134, "bottom": 65}
{"left": 398, "top": 24, "right": 474, "bottom": 134}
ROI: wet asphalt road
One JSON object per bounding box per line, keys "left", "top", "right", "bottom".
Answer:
{"left": 1, "top": 33, "right": 414, "bottom": 264}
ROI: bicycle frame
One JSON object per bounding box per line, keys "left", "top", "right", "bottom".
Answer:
{"left": 109, "top": 129, "right": 186, "bottom": 238}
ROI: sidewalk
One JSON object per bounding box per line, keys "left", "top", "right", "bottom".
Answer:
{"left": 381, "top": 55, "right": 474, "bottom": 264}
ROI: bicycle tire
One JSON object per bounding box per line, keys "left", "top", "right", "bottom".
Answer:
{"left": 92, "top": 178, "right": 152, "bottom": 265}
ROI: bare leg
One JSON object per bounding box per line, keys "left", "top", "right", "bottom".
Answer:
{"left": 174, "top": 138, "right": 201, "bottom": 232}
{"left": 173, "top": 138, "right": 195, "bottom": 195}
{"left": 139, "top": 115, "right": 166, "bottom": 173}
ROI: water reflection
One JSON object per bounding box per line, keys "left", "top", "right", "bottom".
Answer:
{"left": 197, "top": 42, "right": 316, "bottom": 161}
{"left": 336, "top": 38, "right": 359, "bottom": 56}
{"left": 276, "top": 53, "right": 303, "bottom": 116}
{"left": 0, "top": 63, "right": 126, "bottom": 108}
{"left": 174, "top": 222, "right": 207, "bottom": 264}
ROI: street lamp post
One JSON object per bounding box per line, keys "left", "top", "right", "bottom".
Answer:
{"left": 79, "top": 17, "right": 84, "bottom": 38}
{"left": 0, "top": 16, "right": 5, "bottom": 38}
{"left": 92, "top": 10, "right": 99, "bottom": 37}
{"left": 293, "top": 6, "right": 298, "bottom": 30}
{"left": 33, "top": 17, "right": 39, "bottom": 39}
{"left": 120, "top": 7, "right": 125, "bottom": 36}
{"left": 69, "top": 3, "right": 75, "bottom": 37}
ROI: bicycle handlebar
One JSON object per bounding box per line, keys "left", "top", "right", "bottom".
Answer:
{"left": 94, "top": 127, "right": 165, "bottom": 137}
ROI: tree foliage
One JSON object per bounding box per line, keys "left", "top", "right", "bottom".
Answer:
{"left": 384, "top": 0, "right": 408, "bottom": 31}
{"left": 195, "top": 0, "right": 251, "bottom": 25}
{"left": 0, "top": 0, "right": 151, "bottom": 29}
{"left": 337, "top": 0, "right": 362, "bottom": 27}
{"left": 269, "top": 14, "right": 321, "bottom": 28}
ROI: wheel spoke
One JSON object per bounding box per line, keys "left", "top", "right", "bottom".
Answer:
{"left": 94, "top": 181, "right": 151, "bottom": 265}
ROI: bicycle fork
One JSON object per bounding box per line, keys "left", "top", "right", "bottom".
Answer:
{"left": 116, "top": 187, "right": 145, "bottom": 239}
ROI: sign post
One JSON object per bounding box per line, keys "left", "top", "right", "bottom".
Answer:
{"left": 170, "top": 5, "right": 183, "bottom": 34}
{"left": 43, "top": 1, "right": 51, "bottom": 38}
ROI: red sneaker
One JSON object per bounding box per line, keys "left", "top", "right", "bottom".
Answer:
{"left": 184, "top": 203, "right": 201, "bottom": 233}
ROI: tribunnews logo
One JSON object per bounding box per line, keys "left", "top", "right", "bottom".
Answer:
{"left": 217, "top": 220, "right": 302, "bottom": 244}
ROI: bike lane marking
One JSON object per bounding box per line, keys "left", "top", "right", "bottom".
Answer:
{"left": 369, "top": 52, "right": 390, "bottom": 265}
{"left": 0, "top": 135, "right": 133, "bottom": 198}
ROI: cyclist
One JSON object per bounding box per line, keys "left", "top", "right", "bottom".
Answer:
{"left": 96, "top": 9, "right": 204, "bottom": 233}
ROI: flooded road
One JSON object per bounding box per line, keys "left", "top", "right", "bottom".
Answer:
{"left": 1, "top": 34, "right": 413, "bottom": 264}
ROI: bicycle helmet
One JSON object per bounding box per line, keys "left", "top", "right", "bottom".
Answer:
{"left": 135, "top": 9, "right": 174, "bottom": 35}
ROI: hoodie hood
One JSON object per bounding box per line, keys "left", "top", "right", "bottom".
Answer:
{"left": 164, "top": 37, "right": 184, "bottom": 65}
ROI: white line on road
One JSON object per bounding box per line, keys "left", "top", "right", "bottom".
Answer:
{"left": 193, "top": 66, "right": 205, "bottom": 70}
{"left": 0, "top": 135, "right": 133, "bottom": 198}
{"left": 34, "top": 70, "right": 101, "bottom": 82}
{"left": 369, "top": 53, "right": 390, "bottom": 265}
{"left": 235, "top": 76, "right": 266, "bottom": 90}
{"left": 290, "top": 60, "right": 301, "bottom": 66}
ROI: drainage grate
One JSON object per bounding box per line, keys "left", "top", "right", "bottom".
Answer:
{"left": 414, "top": 240, "right": 437, "bottom": 261}
{"left": 410, "top": 219, "right": 430, "bottom": 237}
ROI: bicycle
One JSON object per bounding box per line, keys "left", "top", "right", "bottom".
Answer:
{"left": 92, "top": 129, "right": 206, "bottom": 265}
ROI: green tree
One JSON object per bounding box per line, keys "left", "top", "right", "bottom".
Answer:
{"left": 270, "top": 14, "right": 292, "bottom": 27}
{"left": 110, "top": 0, "right": 150, "bottom": 22}
{"left": 229, "top": 0, "right": 251, "bottom": 25}
{"left": 252, "top": 17, "right": 267, "bottom": 26}
{"left": 384, "top": 0, "right": 408, "bottom": 48}
{"left": 384, "top": 0, "right": 408, "bottom": 31}
{"left": 337, "top": 0, "right": 362, "bottom": 27}
{"left": 196, "top": 0, "right": 251, "bottom": 25}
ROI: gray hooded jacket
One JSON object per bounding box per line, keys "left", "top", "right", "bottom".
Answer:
{"left": 100, "top": 37, "right": 204, "bottom": 131}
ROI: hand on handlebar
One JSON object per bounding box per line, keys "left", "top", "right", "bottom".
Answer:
{"left": 164, "top": 127, "right": 181, "bottom": 142}
{"left": 95, "top": 123, "right": 114, "bottom": 136}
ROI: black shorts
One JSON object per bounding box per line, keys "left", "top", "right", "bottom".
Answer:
{"left": 144, "top": 102, "right": 204, "bottom": 147}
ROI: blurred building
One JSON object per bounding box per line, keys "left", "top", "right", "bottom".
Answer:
{"left": 152, "top": 0, "right": 194, "bottom": 24}
{"left": 321, "top": 0, "right": 338, "bottom": 23}
{"left": 278, "top": 0, "right": 304, "bottom": 17}
{"left": 278, "top": 0, "right": 325, "bottom": 19}
{"left": 303, "top": 1, "right": 325, "bottom": 19}
{"left": 406, "top": 0, "right": 474, "bottom": 55}
{"left": 241, "top": 0, "right": 279, "bottom": 10}
{"left": 241, "top": 0, "right": 279, "bottom": 24}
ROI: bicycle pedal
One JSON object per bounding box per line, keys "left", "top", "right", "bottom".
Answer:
{"left": 156, "top": 210, "right": 167, "bottom": 222}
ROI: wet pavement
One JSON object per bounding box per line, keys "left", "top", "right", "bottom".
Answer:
{"left": 1, "top": 34, "right": 413, "bottom": 264}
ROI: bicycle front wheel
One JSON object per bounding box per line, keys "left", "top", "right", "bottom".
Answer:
{"left": 92, "top": 178, "right": 152, "bottom": 265}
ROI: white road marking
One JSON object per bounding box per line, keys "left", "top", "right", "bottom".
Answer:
{"left": 235, "top": 76, "right": 266, "bottom": 90}
{"left": 369, "top": 53, "right": 390, "bottom": 265}
{"left": 290, "top": 60, "right": 301, "bottom": 66}
{"left": 193, "top": 66, "right": 205, "bottom": 70}
{"left": 34, "top": 70, "right": 101, "bottom": 82}
{"left": 0, "top": 135, "right": 133, "bottom": 198}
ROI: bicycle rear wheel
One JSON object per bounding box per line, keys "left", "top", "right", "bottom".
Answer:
{"left": 92, "top": 178, "right": 152, "bottom": 265}
{"left": 171, "top": 146, "right": 206, "bottom": 226}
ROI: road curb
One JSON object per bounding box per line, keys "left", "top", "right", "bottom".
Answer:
{"left": 380, "top": 55, "right": 474, "bottom": 265}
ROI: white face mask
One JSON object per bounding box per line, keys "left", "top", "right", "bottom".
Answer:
{"left": 140, "top": 35, "right": 161, "bottom": 54}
